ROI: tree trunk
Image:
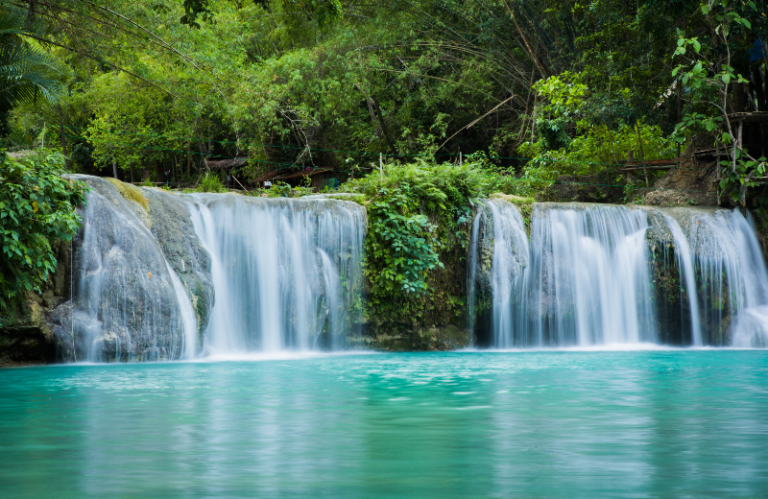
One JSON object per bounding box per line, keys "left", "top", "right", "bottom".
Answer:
{"left": 112, "top": 157, "right": 118, "bottom": 179}
{"left": 371, "top": 98, "right": 397, "bottom": 157}
{"left": 354, "top": 83, "right": 381, "bottom": 138}
{"left": 354, "top": 83, "right": 396, "bottom": 156}
{"left": 25, "top": 0, "right": 37, "bottom": 28}
{"left": 752, "top": 65, "right": 767, "bottom": 112}
{"left": 57, "top": 103, "right": 68, "bottom": 170}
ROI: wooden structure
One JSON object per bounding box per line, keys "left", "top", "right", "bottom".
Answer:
{"left": 204, "top": 157, "right": 248, "bottom": 171}
{"left": 250, "top": 167, "right": 347, "bottom": 190}
{"left": 621, "top": 158, "right": 679, "bottom": 172}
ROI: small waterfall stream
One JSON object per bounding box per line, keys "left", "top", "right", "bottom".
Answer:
{"left": 185, "top": 194, "right": 366, "bottom": 355}
{"left": 470, "top": 200, "right": 768, "bottom": 347}
{"left": 670, "top": 208, "right": 768, "bottom": 346}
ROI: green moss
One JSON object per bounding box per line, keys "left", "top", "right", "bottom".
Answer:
{"left": 106, "top": 177, "right": 149, "bottom": 212}
{"left": 490, "top": 192, "right": 534, "bottom": 235}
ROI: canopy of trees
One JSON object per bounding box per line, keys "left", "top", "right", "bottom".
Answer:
{"left": 1, "top": 0, "right": 767, "bottom": 204}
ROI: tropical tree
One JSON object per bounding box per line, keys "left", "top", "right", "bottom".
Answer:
{"left": 0, "top": 5, "right": 66, "bottom": 134}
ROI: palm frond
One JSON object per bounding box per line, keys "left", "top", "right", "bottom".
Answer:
{"left": 0, "top": 5, "right": 65, "bottom": 107}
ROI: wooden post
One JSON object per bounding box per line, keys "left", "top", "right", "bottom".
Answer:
{"left": 738, "top": 119, "right": 743, "bottom": 149}
{"left": 112, "top": 157, "right": 118, "bottom": 179}
{"left": 380, "top": 153, "right": 383, "bottom": 179}
{"left": 635, "top": 123, "right": 649, "bottom": 189}
{"left": 460, "top": 151, "right": 463, "bottom": 166}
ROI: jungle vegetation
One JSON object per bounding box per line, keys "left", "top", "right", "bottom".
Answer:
{"left": 0, "top": 0, "right": 762, "bottom": 198}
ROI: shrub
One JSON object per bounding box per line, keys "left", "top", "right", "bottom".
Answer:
{"left": 341, "top": 160, "right": 516, "bottom": 333}
{"left": 0, "top": 150, "right": 87, "bottom": 314}
{"left": 197, "top": 171, "right": 226, "bottom": 193}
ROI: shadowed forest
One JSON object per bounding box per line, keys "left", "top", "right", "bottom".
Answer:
{"left": 0, "top": 0, "right": 765, "bottom": 198}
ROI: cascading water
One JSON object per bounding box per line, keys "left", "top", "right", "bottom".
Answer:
{"left": 487, "top": 200, "right": 530, "bottom": 348}
{"left": 63, "top": 177, "right": 198, "bottom": 361}
{"left": 465, "top": 210, "right": 483, "bottom": 346}
{"left": 470, "top": 199, "right": 768, "bottom": 348}
{"left": 665, "top": 208, "right": 768, "bottom": 346}
{"left": 478, "top": 201, "right": 658, "bottom": 347}
{"left": 185, "top": 194, "right": 366, "bottom": 355}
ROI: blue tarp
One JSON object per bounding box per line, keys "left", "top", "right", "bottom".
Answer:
{"left": 749, "top": 39, "right": 766, "bottom": 63}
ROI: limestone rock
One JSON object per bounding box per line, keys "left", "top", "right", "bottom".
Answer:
{"left": 48, "top": 176, "right": 207, "bottom": 361}
{"left": 143, "top": 189, "right": 215, "bottom": 338}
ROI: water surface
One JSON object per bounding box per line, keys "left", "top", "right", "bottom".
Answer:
{"left": 2, "top": 350, "right": 767, "bottom": 498}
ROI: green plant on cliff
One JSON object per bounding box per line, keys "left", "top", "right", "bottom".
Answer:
{"left": 0, "top": 150, "right": 87, "bottom": 317}
{"left": 366, "top": 184, "right": 444, "bottom": 296}
{"left": 342, "top": 161, "right": 516, "bottom": 342}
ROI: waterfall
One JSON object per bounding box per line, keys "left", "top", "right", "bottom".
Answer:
{"left": 487, "top": 200, "right": 530, "bottom": 348}
{"left": 475, "top": 200, "right": 768, "bottom": 348}
{"left": 660, "top": 213, "right": 703, "bottom": 346}
{"left": 66, "top": 178, "right": 198, "bottom": 361}
{"left": 665, "top": 208, "right": 768, "bottom": 346}
{"left": 526, "top": 203, "right": 656, "bottom": 346}
{"left": 465, "top": 209, "right": 482, "bottom": 346}
{"left": 185, "top": 194, "right": 366, "bottom": 355}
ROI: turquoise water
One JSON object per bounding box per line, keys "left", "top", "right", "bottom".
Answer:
{"left": 2, "top": 351, "right": 768, "bottom": 498}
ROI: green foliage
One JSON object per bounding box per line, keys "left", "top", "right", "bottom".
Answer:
{"left": 180, "top": 0, "right": 213, "bottom": 28}
{"left": 518, "top": 73, "right": 677, "bottom": 192}
{"left": 342, "top": 160, "right": 518, "bottom": 330}
{"left": 197, "top": 171, "right": 225, "bottom": 193}
{"left": 3, "top": 0, "right": 766, "bottom": 209}
{"left": 365, "top": 184, "right": 444, "bottom": 295}
{"left": 671, "top": 0, "right": 767, "bottom": 206}
{"left": 268, "top": 181, "right": 291, "bottom": 197}
{"left": 0, "top": 7, "right": 66, "bottom": 109}
{"left": 0, "top": 151, "right": 87, "bottom": 312}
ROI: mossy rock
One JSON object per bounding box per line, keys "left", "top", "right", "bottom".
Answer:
{"left": 106, "top": 177, "right": 150, "bottom": 212}
{"left": 489, "top": 192, "right": 534, "bottom": 205}
{"left": 489, "top": 192, "right": 534, "bottom": 236}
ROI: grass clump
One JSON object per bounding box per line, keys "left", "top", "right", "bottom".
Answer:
{"left": 196, "top": 172, "right": 226, "bottom": 193}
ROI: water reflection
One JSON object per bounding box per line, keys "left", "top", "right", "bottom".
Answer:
{"left": 1, "top": 352, "right": 768, "bottom": 498}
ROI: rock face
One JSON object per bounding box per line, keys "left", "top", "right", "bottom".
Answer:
{"left": 645, "top": 147, "right": 719, "bottom": 207}
{"left": 0, "top": 239, "right": 72, "bottom": 365}
{"left": 48, "top": 176, "right": 213, "bottom": 362}
{"left": 144, "top": 189, "right": 214, "bottom": 340}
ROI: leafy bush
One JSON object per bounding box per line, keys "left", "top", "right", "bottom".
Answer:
{"left": 365, "top": 184, "right": 444, "bottom": 295}
{"left": 341, "top": 160, "right": 517, "bottom": 332}
{"left": 197, "top": 171, "right": 226, "bottom": 193}
{"left": 0, "top": 151, "right": 87, "bottom": 313}
{"left": 267, "top": 181, "right": 292, "bottom": 197}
